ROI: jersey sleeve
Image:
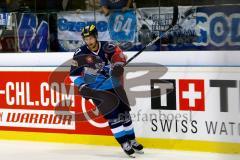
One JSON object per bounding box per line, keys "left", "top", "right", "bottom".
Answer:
{"left": 105, "top": 43, "right": 127, "bottom": 66}
{"left": 69, "top": 48, "right": 85, "bottom": 87}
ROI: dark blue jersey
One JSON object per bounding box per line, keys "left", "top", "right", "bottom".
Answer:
{"left": 69, "top": 41, "right": 123, "bottom": 90}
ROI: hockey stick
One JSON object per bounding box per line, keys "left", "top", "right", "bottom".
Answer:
{"left": 126, "top": 1, "right": 180, "bottom": 64}
{"left": 96, "top": 5, "right": 196, "bottom": 89}
{"left": 126, "top": 6, "right": 197, "bottom": 65}
{"left": 95, "top": 7, "right": 179, "bottom": 89}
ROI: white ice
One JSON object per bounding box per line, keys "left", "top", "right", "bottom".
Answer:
{"left": 0, "top": 140, "right": 239, "bottom": 160}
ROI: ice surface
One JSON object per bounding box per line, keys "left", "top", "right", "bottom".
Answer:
{"left": 0, "top": 140, "right": 239, "bottom": 160}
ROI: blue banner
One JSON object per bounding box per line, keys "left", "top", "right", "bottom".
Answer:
{"left": 17, "top": 13, "right": 49, "bottom": 52}
{"left": 108, "top": 10, "right": 136, "bottom": 42}
{"left": 0, "top": 13, "right": 10, "bottom": 26}
{"left": 160, "top": 5, "right": 240, "bottom": 51}
{"left": 57, "top": 10, "right": 137, "bottom": 52}
{"left": 193, "top": 5, "right": 240, "bottom": 50}
{"left": 57, "top": 5, "right": 240, "bottom": 52}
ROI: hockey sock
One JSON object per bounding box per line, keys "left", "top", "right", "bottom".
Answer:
{"left": 108, "top": 118, "right": 128, "bottom": 144}
{"left": 123, "top": 112, "right": 136, "bottom": 141}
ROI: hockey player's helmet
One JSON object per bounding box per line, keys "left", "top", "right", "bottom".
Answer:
{"left": 81, "top": 24, "right": 98, "bottom": 38}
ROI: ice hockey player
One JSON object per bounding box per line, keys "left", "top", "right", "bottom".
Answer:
{"left": 69, "top": 24, "right": 144, "bottom": 158}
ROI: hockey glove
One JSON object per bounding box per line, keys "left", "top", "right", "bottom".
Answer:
{"left": 78, "top": 84, "right": 96, "bottom": 99}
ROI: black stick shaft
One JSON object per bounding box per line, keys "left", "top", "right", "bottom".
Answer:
{"left": 95, "top": 6, "right": 196, "bottom": 89}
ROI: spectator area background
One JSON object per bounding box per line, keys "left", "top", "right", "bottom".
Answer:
{"left": 0, "top": 0, "right": 240, "bottom": 52}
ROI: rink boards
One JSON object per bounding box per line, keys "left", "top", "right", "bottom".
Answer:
{"left": 0, "top": 52, "right": 240, "bottom": 154}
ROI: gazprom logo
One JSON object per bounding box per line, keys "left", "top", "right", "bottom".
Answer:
{"left": 58, "top": 19, "right": 108, "bottom": 32}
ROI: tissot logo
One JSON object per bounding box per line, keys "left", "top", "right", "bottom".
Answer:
{"left": 151, "top": 79, "right": 240, "bottom": 112}
{"left": 179, "top": 80, "right": 205, "bottom": 111}
{"left": 151, "top": 79, "right": 205, "bottom": 111}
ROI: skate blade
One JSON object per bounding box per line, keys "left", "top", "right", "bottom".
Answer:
{"left": 124, "top": 151, "right": 136, "bottom": 158}
{"left": 128, "top": 153, "right": 136, "bottom": 158}
{"left": 134, "top": 149, "right": 144, "bottom": 154}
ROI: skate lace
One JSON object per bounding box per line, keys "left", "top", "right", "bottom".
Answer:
{"left": 123, "top": 142, "right": 131, "bottom": 151}
{"left": 131, "top": 140, "right": 139, "bottom": 147}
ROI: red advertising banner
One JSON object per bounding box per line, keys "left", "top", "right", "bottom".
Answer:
{"left": 0, "top": 71, "right": 111, "bottom": 136}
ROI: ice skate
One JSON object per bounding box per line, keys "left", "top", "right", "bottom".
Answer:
{"left": 130, "top": 140, "right": 144, "bottom": 154}
{"left": 121, "top": 141, "right": 136, "bottom": 158}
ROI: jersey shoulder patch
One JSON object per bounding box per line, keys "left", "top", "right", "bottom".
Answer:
{"left": 73, "top": 45, "right": 89, "bottom": 56}
{"left": 74, "top": 47, "right": 82, "bottom": 55}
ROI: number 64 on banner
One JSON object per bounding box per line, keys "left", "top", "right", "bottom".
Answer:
{"left": 108, "top": 10, "right": 137, "bottom": 42}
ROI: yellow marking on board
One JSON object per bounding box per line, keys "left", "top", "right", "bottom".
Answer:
{"left": 0, "top": 131, "right": 239, "bottom": 154}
